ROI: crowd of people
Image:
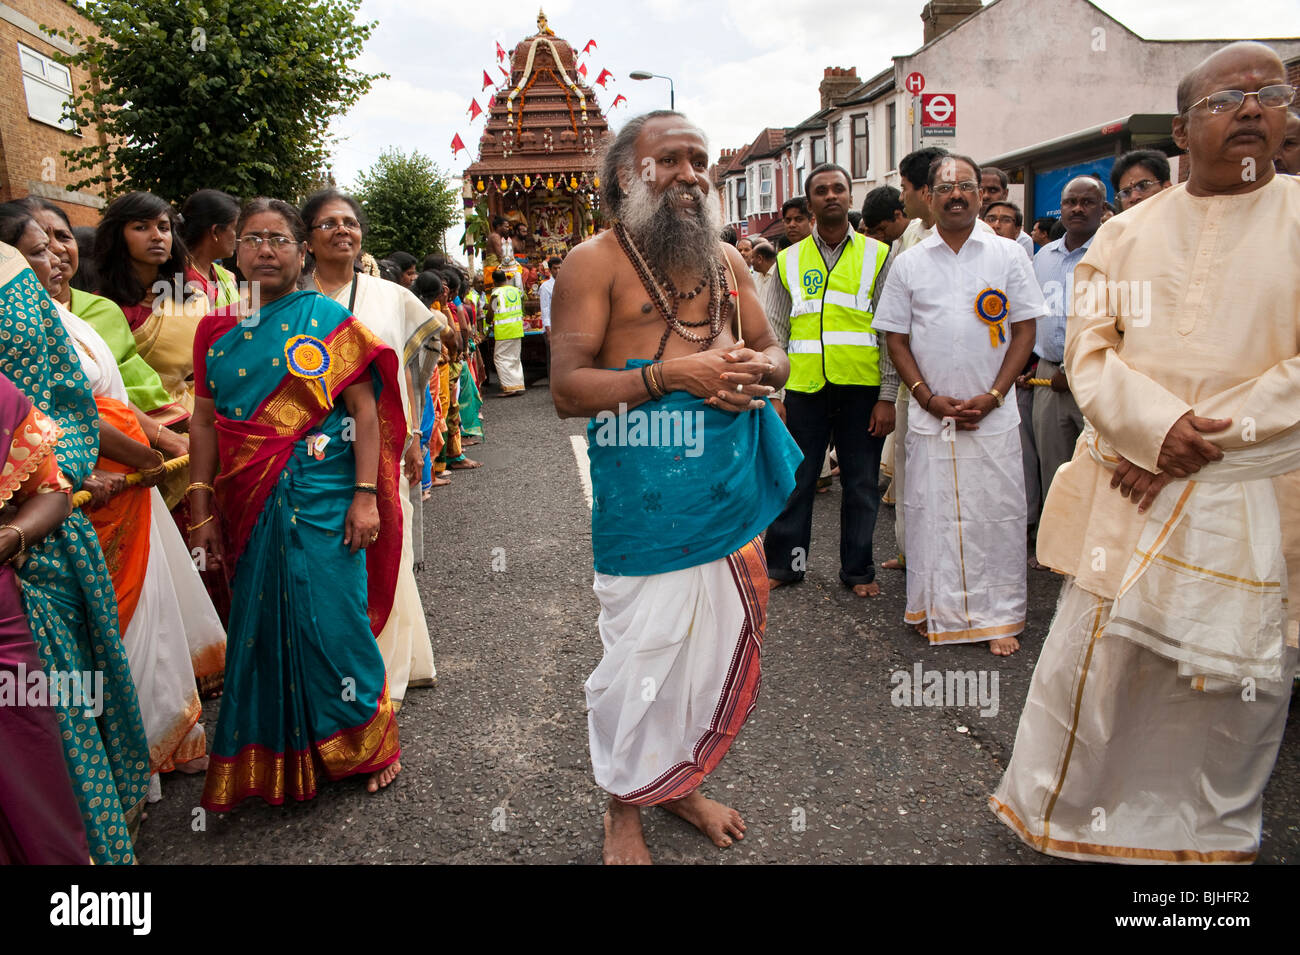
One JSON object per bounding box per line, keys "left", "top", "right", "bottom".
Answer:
{"left": 549, "top": 39, "right": 1299, "bottom": 865}
{"left": 1, "top": 35, "right": 1296, "bottom": 869}
{"left": 0, "top": 184, "right": 496, "bottom": 863}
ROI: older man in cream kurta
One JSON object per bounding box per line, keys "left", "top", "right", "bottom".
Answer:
{"left": 992, "top": 41, "right": 1300, "bottom": 863}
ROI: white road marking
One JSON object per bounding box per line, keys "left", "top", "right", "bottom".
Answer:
{"left": 569, "top": 434, "right": 593, "bottom": 509}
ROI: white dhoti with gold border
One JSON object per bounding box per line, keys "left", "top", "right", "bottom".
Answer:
{"left": 993, "top": 428, "right": 1300, "bottom": 863}
{"left": 902, "top": 427, "right": 1026, "bottom": 643}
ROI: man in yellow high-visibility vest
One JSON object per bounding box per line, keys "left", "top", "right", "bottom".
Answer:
{"left": 487, "top": 268, "right": 526, "bottom": 396}
{"left": 761, "top": 163, "right": 897, "bottom": 597}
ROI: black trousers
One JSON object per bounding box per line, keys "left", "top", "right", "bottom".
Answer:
{"left": 764, "top": 383, "right": 886, "bottom": 586}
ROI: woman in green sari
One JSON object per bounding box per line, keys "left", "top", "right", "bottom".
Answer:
{"left": 188, "top": 198, "right": 404, "bottom": 810}
{"left": 0, "top": 241, "right": 150, "bottom": 864}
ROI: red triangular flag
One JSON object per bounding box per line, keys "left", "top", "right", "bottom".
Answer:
{"left": 595, "top": 69, "right": 614, "bottom": 88}
{"left": 481, "top": 70, "right": 492, "bottom": 90}
{"left": 496, "top": 41, "right": 507, "bottom": 62}
{"left": 498, "top": 64, "right": 510, "bottom": 81}
{"left": 612, "top": 94, "right": 627, "bottom": 108}
{"left": 468, "top": 99, "right": 483, "bottom": 120}
{"left": 583, "top": 39, "right": 597, "bottom": 54}
{"left": 577, "top": 62, "right": 588, "bottom": 78}
{"left": 451, "top": 133, "right": 467, "bottom": 156}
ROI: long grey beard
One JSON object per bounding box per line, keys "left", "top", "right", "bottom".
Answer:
{"left": 620, "top": 175, "right": 722, "bottom": 280}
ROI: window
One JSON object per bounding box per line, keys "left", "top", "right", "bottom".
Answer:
{"left": 851, "top": 115, "right": 869, "bottom": 179}
{"left": 811, "top": 136, "right": 826, "bottom": 167}
{"left": 19, "top": 43, "right": 76, "bottom": 132}
{"left": 736, "top": 176, "right": 747, "bottom": 220}
{"left": 758, "top": 163, "right": 773, "bottom": 213}
{"left": 887, "top": 102, "right": 897, "bottom": 171}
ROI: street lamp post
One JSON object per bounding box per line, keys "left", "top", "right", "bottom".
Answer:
{"left": 629, "top": 70, "right": 674, "bottom": 110}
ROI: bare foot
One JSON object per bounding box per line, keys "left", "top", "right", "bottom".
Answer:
{"left": 174, "top": 756, "right": 209, "bottom": 774}
{"left": 603, "top": 800, "right": 652, "bottom": 865}
{"left": 852, "top": 581, "right": 881, "bottom": 598}
{"left": 431, "top": 475, "right": 451, "bottom": 487}
{"left": 463, "top": 437, "right": 482, "bottom": 446}
{"left": 448, "top": 457, "right": 482, "bottom": 469}
{"left": 421, "top": 489, "right": 432, "bottom": 501}
{"left": 882, "top": 557, "right": 905, "bottom": 571}
{"left": 989, "top": 636, "right": 1020, "bottom": 656}
{"left": 367, "top": 760, "right": 401, "bottom": 793}
{"left": 913, "top": 619, "right": 928, "bottom": 638}
{"left": 662, "top": 789, "right": 745, "bottom": 848}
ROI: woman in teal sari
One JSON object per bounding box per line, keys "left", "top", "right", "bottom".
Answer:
{"left": 0, "top": 242, "right": 150, "bottom": 864}
{"left": 188, "top": 199, "right": 404, "bottom": 810}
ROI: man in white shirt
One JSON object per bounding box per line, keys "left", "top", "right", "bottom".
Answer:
{"left": 538, "top": 254, "right": 561, "bottom": 373}
{"left": 874, "top": 154, "right": 1046, "bottom": 656}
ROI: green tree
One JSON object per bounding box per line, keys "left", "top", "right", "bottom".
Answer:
{"left": 352, "top": 149, "right": 461, "bottom": 258}
{"left": 49, "top": 0, "right": 383, "bottom": 203}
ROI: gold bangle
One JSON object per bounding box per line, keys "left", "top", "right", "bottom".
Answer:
{"left": 186, "top": 482, "right": 215, "bottom": 495}
{"left": 987, "top": 387, "right": 1005, "bottom": 407}
{"left": 187, "top": 514, "right": 214, "bottom": 532}
{"left": 909, "top": 380, "right": 926, "bottom": 394}
{"left": 0, "top": 523, "right": 27, "bottom": 561}
{"left": 354, "top": 481, "right": 378, "bottom": 490}
{"left": 153, "top": 419, "right": 164, "bottom": 446}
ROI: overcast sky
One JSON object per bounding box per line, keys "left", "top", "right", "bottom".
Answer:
{"left": 328, "top": 0, "right": 1297, "bottom": 191}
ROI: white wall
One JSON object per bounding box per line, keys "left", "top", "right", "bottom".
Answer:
{"left": 892, "top": 0, "right": 1300, "bottom": 164}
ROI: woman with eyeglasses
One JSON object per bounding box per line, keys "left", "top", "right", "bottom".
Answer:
{"left": 1, "top": 202, "right": 224, "bottom": 796}
{"left": 300, "top": 188, "right": 445, "bottom": 707}
{"left": 0, "top": 236, "right": 150, "bottom": 863}
{"left": 188, "top": 197, "right": 404, "bottom": 810}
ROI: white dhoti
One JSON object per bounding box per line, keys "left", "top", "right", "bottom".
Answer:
{"left": 902, "top": 427, "right": 1026, "bottom": 643}
{"left": 585, "top": 538, "right": 767, "bottom": 805}
{"left": 994, "top": 426, "right": 1300, "bottom": 863}
{"left": 376, "top": 473, "right": 435, "bottom": 705}
{"left": 494, "top": 336, "right": 525, "bottom": 394}
{"left": 991, "top": 580, "right": 1296, "bottom": 863}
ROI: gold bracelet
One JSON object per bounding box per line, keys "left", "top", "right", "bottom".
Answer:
{"left": 353, "top": 481, "right": 378, "bottom": 491}
{"left": 987, "top": 387, "right": 1005, "bottom": 407}
{"left": 0, "top": 523, "right": 27, "bottom": 561}
{"left": 187, "top": 514, "right": 214, "bottom": 533}
{"left": 186, "top": 482, "right": 215, "bottom": 495}
{"left": 909, "top": 380, "right": 926, "bottom": 394}
{"left": 153, "top": 419, "right": 164, "bottom": 446}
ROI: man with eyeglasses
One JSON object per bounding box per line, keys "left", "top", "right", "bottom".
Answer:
{"left": 874, "top": 154, "right": 1045, "bottom": 657}
{"left": 980, "top": 166, "right": 1035, "bottom": 257}
{"left": 994, "top": 41, "right": 1300, "bottom": 865}
{"left": 1110, "top": 149, "right": 1173, "bottom": 212}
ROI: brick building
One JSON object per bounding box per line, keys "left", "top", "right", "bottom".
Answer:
{"left": 0, "top": 0, "right": 108, "bottom": 226}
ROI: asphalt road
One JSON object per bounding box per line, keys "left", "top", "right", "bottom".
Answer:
{"left": 135, "top": 381, "right": 1300, "bottom": 864}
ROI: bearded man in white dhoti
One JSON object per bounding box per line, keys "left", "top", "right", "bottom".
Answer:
{"left": 991, "top": 41, "right": 1300, "bottom": 863}
{"left": 551, "top": 111, "right": 800, "bottom": 865}
{"left": 874, "top": 154, "right": 1044, "bottom": 657}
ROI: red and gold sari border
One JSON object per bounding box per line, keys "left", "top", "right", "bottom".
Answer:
{"left": 201, "top": 683, "right": 400, "bottom": 812}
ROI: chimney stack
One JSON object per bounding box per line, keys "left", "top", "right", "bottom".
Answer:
{"left": 818, "top": 66, "right": 860, "bottom": 110}
{"left": 920, "top": 0, "right": 982, "bottom": 45}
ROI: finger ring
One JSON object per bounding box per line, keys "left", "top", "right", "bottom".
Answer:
{"left": 736, "top": 383, "right": 744, "bottom": 393}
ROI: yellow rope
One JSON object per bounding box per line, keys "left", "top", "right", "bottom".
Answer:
{"left": 1026, "top": 378, "right": 1053, "bottom": 387}
{"left": 70, "top": 454, "right": 190, "bottom": 509}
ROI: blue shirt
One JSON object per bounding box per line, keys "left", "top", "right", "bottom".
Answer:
{"left": 1031, "top": 233, "right": 1094, "bottom": 363}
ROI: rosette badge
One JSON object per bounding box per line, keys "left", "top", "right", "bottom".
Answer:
{"left": 974, "top": 288, "right": 1009, "bottom": 348}
{"left": 285, "top": 335, "right": 334, "bottom": 408}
